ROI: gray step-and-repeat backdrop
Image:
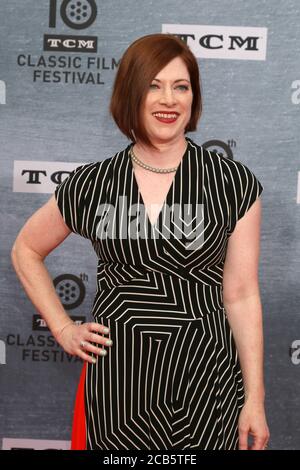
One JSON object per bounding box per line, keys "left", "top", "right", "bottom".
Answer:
{"left": 0, "top": 0, "right": 299, "bottom": 450}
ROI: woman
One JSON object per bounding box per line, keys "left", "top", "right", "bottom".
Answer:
{"left": 11, "top": 33, "right": 269, "bottom": 450}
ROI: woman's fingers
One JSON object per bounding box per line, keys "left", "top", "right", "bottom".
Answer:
{"left": 78, "top": 350, "right": 103, "bottom": 364}
{"left": 238, "top": 427, "right": 249, "bottom": 450}
{"left": 77, "top": 338, "right": 108, "bottom": 364}
{"left": 87, "top": 322, "right": 110, "bottom": 335}
{"left": 88, "top": 332, "right": 113, "bottom": 347}
{"left": 79, "top": 340, "right": 110, "bottom": 357}
{"left": 250, "top": 436, "right": 266, "bottom": 450}
{"left": 57, "top": 321, "right": 112, "bottom": 362}
{"left": 77, "top": 323, "right": 113, "bottom": 361}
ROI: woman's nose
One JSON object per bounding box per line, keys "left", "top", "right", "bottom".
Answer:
{"left": 159, "top": 87, "right": 176, "bottom": 105}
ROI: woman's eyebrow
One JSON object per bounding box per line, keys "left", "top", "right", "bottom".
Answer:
{"left": 152, "top": 78, "right": 191, "bottom": 83}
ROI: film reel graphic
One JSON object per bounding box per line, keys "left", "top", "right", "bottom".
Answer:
{"left": 54, "top": 274, "right": 86, "bottom": 310}
{"left": 49, "top": 0, "right": 97, "bottom": 30}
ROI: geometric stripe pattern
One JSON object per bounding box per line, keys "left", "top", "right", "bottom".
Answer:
{"left": 55, "top": 138, "right": 263, "bottom": 450}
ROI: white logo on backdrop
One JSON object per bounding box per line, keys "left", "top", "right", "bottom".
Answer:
{"left": 45, "top": 37, "right": 96, "bottom": 50}
{"left": 291, "top": 340, "right": 300, "bottom": 365}
{"left": 291, "top": 80, "right": 300, "bottom": 104}
{"left": 0, "top": 340, "right": 6, "bottom": 365}
{"left": 162, "top": 24, "right": 268, "bottom": 60}
{"left": 13, "top": 161, "right": 85, "bottom": 193}
{"left": 0, "top": 80, "right": 6, "bottom": 104}
{"left": 1, "top": 438, "right": 71, "bottom": 450}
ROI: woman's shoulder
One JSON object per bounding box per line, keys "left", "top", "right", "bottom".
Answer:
{"left": 72, "top": 145, "right": 130, "bottom": 178}
{"left": 187, "top": 138, "right": 258, "bottom": 179}
{"left": 187, "top": 138, "right": 231, "bottom": 168}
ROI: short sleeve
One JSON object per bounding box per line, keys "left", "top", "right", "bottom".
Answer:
{"left": 54, "top": 163, "right": 94, "bottom": 237}
{"left": 224, "top": 159, "right": 264, "bottom": 233}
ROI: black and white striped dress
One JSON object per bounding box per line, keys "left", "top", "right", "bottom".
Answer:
{"left": 55, "top": 138, "right": 263, "bottom": 450}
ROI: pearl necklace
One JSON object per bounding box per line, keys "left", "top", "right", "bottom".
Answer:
{"left": 129, "top": 147, "right": 178, "bottom": 173}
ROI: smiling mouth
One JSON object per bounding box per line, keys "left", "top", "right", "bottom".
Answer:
{"left": 152, "top": 112, "right": 179, "bottom": 123}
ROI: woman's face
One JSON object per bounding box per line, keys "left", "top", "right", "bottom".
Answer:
{"left": 141, "top": 56, "right": 193, "bottom": 147}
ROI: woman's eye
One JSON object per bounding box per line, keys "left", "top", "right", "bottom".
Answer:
{"left": 176, "top": 85, "right": 189, "bottom": 91}
{"left": 149, "top": 83, "right": 189, "bottom": 91}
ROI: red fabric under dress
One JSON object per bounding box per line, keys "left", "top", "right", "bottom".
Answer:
{"left": 71, "top": 362, "right": 86, "bottom": 450}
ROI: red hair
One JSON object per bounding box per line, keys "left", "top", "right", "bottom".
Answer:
{"left": 110, "top": 33, "right": 202, "bottom": 148}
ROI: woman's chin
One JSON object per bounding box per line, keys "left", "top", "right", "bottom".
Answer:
{"left": 148, "top": 130, "right": 185, "bottom": 145}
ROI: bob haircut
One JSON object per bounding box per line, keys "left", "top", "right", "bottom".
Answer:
{"left": 110, "top": 33, "right": 202, "bottom": 148}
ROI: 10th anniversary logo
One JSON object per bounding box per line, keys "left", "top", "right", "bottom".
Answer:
{"left": 17, "top": 0, "right": 120, "bottom": 85}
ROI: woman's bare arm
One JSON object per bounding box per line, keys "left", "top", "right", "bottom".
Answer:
{"left": 223, "top": 197, "right": 270, "bottom": 449}
{"left": 11, "top": 194, "right": 111, "bottom": 363}
{"left": 11, "top": 194, "right": 74, "bottom": 335}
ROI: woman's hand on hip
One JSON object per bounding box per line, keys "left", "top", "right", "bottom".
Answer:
{"left": 55, "top": 322, "right": 112, "bottom": 364}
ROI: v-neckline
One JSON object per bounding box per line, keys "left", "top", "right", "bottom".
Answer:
{"left": 128, "top": 141, "right": 189, "bottom": 228}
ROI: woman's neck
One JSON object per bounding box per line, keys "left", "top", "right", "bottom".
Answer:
{"left": 133, "top": 136, "right": 188, "bottom": 168}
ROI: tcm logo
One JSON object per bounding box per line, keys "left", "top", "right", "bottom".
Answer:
{"left": 44, "top": 35, "right": 97, "bottom": 52}
{"left": 162, "top": 24, "right": 268, "bottom": 61}
{"left": 44, "top": 0, "right": 98, "bottom": 52}
{"left": 13, "top": 160, "right": 85, "bottom": 193}
{"left": 291, "top": 80, "right": 300, "bottom": 104}
{"left": 33, "top": 314, "right": 86, "bottom": 331}
{"left": 0, "top": 80, "right": 6, "bottom": 104}
{"left": 0, "top": 340, "right": 6, "bottom": 365}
